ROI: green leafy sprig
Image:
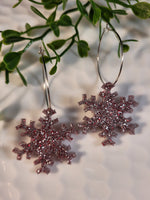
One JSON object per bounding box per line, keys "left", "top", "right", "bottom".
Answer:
{"left": 0, "top": 0, "right": 150, "bottom": 85}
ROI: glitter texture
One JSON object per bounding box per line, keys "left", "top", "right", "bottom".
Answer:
{"left": 78, "top": 82, "right": 138, "bottom": 145}
{"left": 12, "top": 108, "right": 76, "bottom": 174}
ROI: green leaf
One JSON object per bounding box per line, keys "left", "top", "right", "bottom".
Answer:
{"left": 47, "top": 10, "right": 56, "bottom": 25}
{"left": 112, "top": 9, "right": 127, "bottom": 15}
{"left": 123, "top": 39, "right": 138, "bottom": 43}
{"left": 76, "top": 0, "right": 88, "bottom": 17}
{"left": 132, "top": 2, "right": 150, "bottom": 19}
{"left": 28, "top": 0, "right": 44, "bottom": 4}
{"left": 48, "top": 39, "right": 66, "bottom": 50}
{"left": 16, "top": 67, "right": 27, "bottom": 86}
{"left": 25, "top": 23, "right": 31, "bottom": 36}
{"left": 105, "top": 0, "right": 130, "bottom": 8}
{"left": 31, "top": 6, "right": 47, "bottom": 20}
{"left": 13, "top": 0, "right": 23, "bottom": 8}
{"left": 77, "top": 40, "right": 90, "bottom": 57}
{"left": 50, "top": 22, "right": 60, "bottom": 37}
{"left": 99, "top": 6, "right": 113, "bottom": 22}
{"left": 3, "top": 52, "right": 22, "bottom": 71}
{"left": 41, "top": 40, "right": 52, "bottom": 63}
{"left": 2, "top": 30, "right": 20, "bottom": 38}
{"left": 39, "top": 55, "right": 50, "bottom": 63}
{"left": 0, "top": 62, "right": 6, "bottom": 71}
{"left": 123, "top": 44, "right": 130, "bottom": 53}
{"left": 50, "top": 65, "right": 57, "bottom": 75}
{"left": 43, "top": 3, "right": 56, "bottom": 9}
{"left": 93, "top": 7, "right": 101, "bottom": 25}
{"left": 62, "top": 0, "right": 68, "bottom": 10}
{"left": 3, "top": 36, "right": 27, "bottom": 45}
{"left": 90, "top": 0, "right": 101, "bottom": 25}
{"left": 0, "top": 41, "right": 2, "bottom": 51}
{"left": 47, "top": 42, "right": 60, "bottom": 62}
{"left": 89, "top": 7, "right": 94, "bottom": 22}
{"left": 41, "top": 0, "right": 62, "bottom": 9}
{"left": 58, "top": 14, "right": 72, "bottom": 26}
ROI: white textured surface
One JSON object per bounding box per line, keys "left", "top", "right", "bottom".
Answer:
{"left": 0, "top": 1, "right": 150, "bottom": 200}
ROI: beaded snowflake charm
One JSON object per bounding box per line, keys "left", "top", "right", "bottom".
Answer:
{"left": 12, "top": 108, "right": 76, "bottom": 174}
{"left": 78, "top": 82, "right": 138, "bottom": 146}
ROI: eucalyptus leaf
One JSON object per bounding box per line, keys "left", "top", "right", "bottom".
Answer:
{"left": 105, "top": 0, "right": 130, "bottom": 8}
{"left": 58, "top": 14, "right": 72, "bottom": 26}
{"left": 31, "top": 6, "right": 47, "bottom": 20}
{"left": 132, "top": 2, "right": 150, "bottom": 19}
{"left": 13, "top": 0, "right": 23, "bottom": 8}
{"left": 0, "top": 62, "right": 6, "bottom": 71}
{"left": 50, "top": 65, "right": 57, "bottom": 75}
{"left": 62, "top": 0, "right": 68, "bottom": 10}
{"left": 97, "top": 6, "right": 113, "bottom": 22}
{"left": 2, "top": 30, "right": 20, "bottom": 38}
{"left": 47, "top": 43, "right": 60, "bottom": 62}
{"left": 3, "top": 52, "right": 22, "bottom": 71}
{"left": 123, "top": 39, "right": 138, "bottom": 43}
{"left": 25, "top": 23, "right": 31, "bottom": 36}
{"left": 47, "top": 10, "right": 56, "bottom": 25}
{"left": 28, "top": 0, "right": 44, "bottom": 4}
{"left": 39, "top": 55, "right": 50, "bottom": 63}
{"left": 112, "top": 9, "right": 127, "bottom": 15}
{"left": 41, "top": 0, "right": 62, "bottom": 9}
{"left": 41, "top": 40, "right": 52, "bottom": 63}
{"left": 90, "top": 0, "right": 101, "bottom": 25}
{"left": 123, "top": 44, "right": 129, "bottom": 53}
{"left": 50, "top": 22, "right": 60, "bottom": 37}
{"left": 48, "top": 39, "right": 66, "bottom": 50}
{"left": 77, "top": 40, "right": 90, "bottom": 57}
{"left": 76, "top": 0, "right": 88, "bottom": 17}
{"left": 16, "top": 67, "right": 27, "bottom": 86}
{"left": 3, "top": 36, "right": 28, "bottom": 45}
{"left": 43, "top": 3, "right": 56, "bottom": 9}
{"left": 89, "top": 7, "right": 94, "bottom": 22}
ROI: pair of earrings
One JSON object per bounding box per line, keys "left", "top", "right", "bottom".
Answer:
{"left": 12, "top": 25, "right": 138, "bottom": 174}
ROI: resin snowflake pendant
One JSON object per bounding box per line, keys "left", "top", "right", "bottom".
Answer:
{"left": 12, "top": 108, "right": 76, "bottom": 174}
{"left": 78, "top": 82, "right": 138, "bottom": 146}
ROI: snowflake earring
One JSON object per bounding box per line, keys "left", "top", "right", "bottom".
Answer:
{"left": 79, "top": 24, "right": 138, "bottom": 146}
{"left": 12, "top": 49, "right": 76, "bottom": 174}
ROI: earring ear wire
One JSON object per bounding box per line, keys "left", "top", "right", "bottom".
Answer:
{"left": 97, "top": 24, "right": 124, "bottom": 85}
{"left": 39, "top": 47, "right": 51, "bottom": 108}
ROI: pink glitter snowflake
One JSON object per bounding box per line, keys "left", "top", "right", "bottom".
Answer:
{"left": 12, "top": 108, "right": 76, "bottom": 174}
{"left": 78, "top": 82, "right": 138, "bottom": 146}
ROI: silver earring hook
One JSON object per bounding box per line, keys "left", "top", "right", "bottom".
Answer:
{"left": 97, "top": 24, "right": 124, "bottom": 85}
{"left": 39, "top": 48, "right": 51, "bottom": 108}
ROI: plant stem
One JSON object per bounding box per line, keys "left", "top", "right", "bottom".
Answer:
{"left": 41, "top": 39, "right": 52, "bottom": 63}
{"left": 63, "top": 1, "right": 90, "bottom": 15}
{"left": 5, "top": 70, "right": 9, "bottom": 84}
{"left": 74, "top": 15, "right": 83, "bottom": 41}
{"left": 22, "top": 40, "right": 33, "bottom": 53}
{"left": 28, "top": 0, "right": 44, "bottom": 5}
{"left": 32, "top": 28, "right": 51, "bottom": 41}
{"left": 20, "top": 25, "right": 49, "bottom": 35}
{"left": 59, "top": 37, "right": 75, "bottom": 57}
